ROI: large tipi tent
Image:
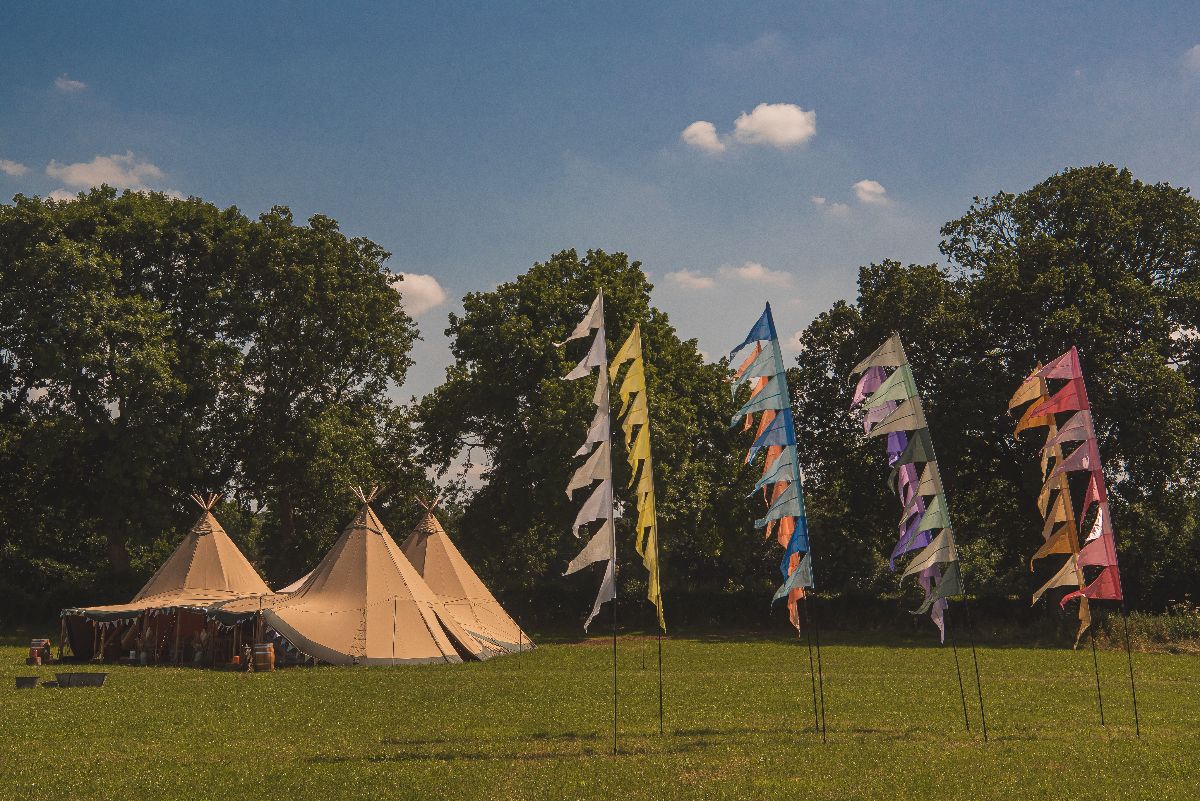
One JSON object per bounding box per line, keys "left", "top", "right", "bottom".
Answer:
{"left": 62, "top": 494, "right": 271, "bottom": 659}
{"left": 401, "top": 497, "right": 532, "bottom": 653}
{"left": 256, "top": 488, "right": 498, "bottom": 665}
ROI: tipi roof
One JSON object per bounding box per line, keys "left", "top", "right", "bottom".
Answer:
{"left": 260, "top": 488, "right": 497, "bottom": 665}
{"left": 400, "top": 497, "right": 531, "bottom": 653}
{"left": 65, "top": 494, "right": 271, "bottom": 620}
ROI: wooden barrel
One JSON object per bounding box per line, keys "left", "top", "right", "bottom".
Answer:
{"left": 253, "top": 643, "right": 275, "bottom": 672}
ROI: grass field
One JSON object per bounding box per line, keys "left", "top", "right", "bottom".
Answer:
{"left": 1, "top": 632, "right": 1196, "bottom": 800}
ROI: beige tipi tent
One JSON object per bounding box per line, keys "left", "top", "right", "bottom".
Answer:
{"left": 401, "top": 497, "right": 532, "bottom": 654}
{"left": 62, "top": 494, "right": 271, "bottom": 659}
{"left": 256, "top": 488, "right": 498, "bottom": 665}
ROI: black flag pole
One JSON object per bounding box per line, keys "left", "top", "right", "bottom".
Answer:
{"left": 1089, "top": 626, "right": 1106, "bottom": 726}
{"left": 944, "top": 605, "right": 972, "bottom": 734}
{"left": 804, "top": 594, "right": 828, "bottom": 742}
{"left": 801, "top": 598, "right": 820, "bottom": 735}
{"left": 961, "top": 597, "right": 989, "bottom": 742}
{"left": 611, "top": 592, "right": 618, "bottom": 755}
{"left": 1120, "top": 604, "right": 1141, "bottom": 738}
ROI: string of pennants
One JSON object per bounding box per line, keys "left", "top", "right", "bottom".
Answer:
{"left": 849, "top": 333, "right": 963, "bottom": 640}
{"left": 1009, "top": 347, "right": 1124, "bottom": 644}
{"left": 728, "top": 303, "right": 814, "bottom": 629}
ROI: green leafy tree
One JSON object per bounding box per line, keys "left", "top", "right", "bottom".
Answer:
{"left": 0, "top": 190, "right": 427, "bottom": 615}
{"left": 221, "top": 207, "right": 427, "bottom": 584}
{"left": 940, "top": 164, "right": 1200, "bottom": 607}
{"left": 0, "top": 188, "right": 251, "bottom": 609}
{"left": 418, "top": 249, "right": 767, "bottom": 624}
{"left": 794, "top": 165, "right": 1200, "bottom": 609}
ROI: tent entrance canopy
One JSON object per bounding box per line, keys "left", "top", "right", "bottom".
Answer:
{"left": 63, "top": 607, "right": 233, "bottom": 664}
{"left": 63, "top": 590, "right": 272, "bottom": 623}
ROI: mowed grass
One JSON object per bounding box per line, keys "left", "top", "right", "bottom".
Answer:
{"left": 1, "top": 633, "right": 1196, "bottom": 800}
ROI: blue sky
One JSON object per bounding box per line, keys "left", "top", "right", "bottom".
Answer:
{"left": 3, "top": 3, "right": 1200, "bottom": 397}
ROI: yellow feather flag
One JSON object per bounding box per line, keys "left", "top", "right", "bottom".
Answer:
{"left": 628, "top": 424, "right": 652, "bottom": 474}
{"left": 610, "top": 324, "right": 666, "bottom": 632}
{"left": 635, "top": 458, "right": 655, "bottom": 497}
{"left": 621, "top": 391, "right": 648, "bottom": 432}
{"left": 635, "top": 491, "right": 656, "bottom": 550}
{"left": 619, "top": 358, "right": 646, "bottom": 406}
{"left": 609, "top": 324, "right": 642, "bottom": 381}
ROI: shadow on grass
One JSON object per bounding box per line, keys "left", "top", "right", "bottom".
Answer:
{"left": 312, "top": 737, "right": 711, "bottom": 764}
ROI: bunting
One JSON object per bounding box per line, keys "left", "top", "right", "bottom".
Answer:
{"left": 729, "top": 304, "right": 813, "bottom": 630}
{"left": 609, "top": 324, "right": 666, "bottom": 632}
{"left": 560, "top": 291, "right": 617, "bottom": 631}
{"left": 1009, "top": 347, "right": 1123, "bottom": 646}
{"left": 849, "top": 333, "right": 962, "bottom": 641}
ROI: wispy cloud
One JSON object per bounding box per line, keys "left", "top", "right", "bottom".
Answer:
{"left": 665, "top": 269, "right": 716, "bottom": 289}
{"left": 54, "top": 74, "right": 86, "bottom": 93}
{"left": 680, "top": 121, "right": 725, "bottom": 154}
{"left": 710, "top": 32, "right": 789, "bottom": 67}
{"left": 663, "top": 261, "right": 791, "bottom": 290}
{"left": 852, "top": 179, "right": 889, "bottom": 205}
{"left": 392, "top": 272, "right": 448, "bottom": 316}
{"left": 47, "top": 189, "right": 78, "bottom": 202}
{"left": 0, "top": 159, "right": 29, "bottom": 177}
{"left": 781, "top": 330, "right": 805, "bottom": 354}
{"left": 46, "top": 151, "right": 165, "bottom": 189}
{"left": 681, "top": 102, "right": 815, "bottom": 154}
{"left": 718, "top": 261, "right": 792, "bottom": 285}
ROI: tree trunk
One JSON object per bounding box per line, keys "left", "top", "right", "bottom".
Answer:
{"left": 105, "top": 529, "right": 131, "bottom": 576}
{"left": 270, "top": 488, "right": 297, "bottom": 582}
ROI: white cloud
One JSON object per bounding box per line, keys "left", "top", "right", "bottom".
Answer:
{"left": 680, "top": 120, "right": 726, "bottom": 153}
{"left": 718, "top": 261, "right": 792, "bottom": 285}
{"left": 0, "top": 158, "right": 28, "bottom": 176}
{"left": 393, "top": 272, "right": 448, "bottom": 316}
{"left": 55, "top": 74, "right": 86, "bottom": 92}
{"left": 781, "top": 330, "right": 805, "bottom": 354}
{"left": 666, "top": 269, "right": 715, "bottom": 289}
{"left": 810, "top": 196, "right": 826, "bottom": 206}
{"left": 1, "top": 159, "right": 29, "bottom": 177}
{"left": 46, "top": 151, "right": 165, "bottom": 190}
{"left": 47, "top": 189, "right": 78, "bottom": 202}
{"left": 853, "top": 179, "right": 889, "bottom": 205}
{"left": 732, "top": 102, "right": 816, "bottom": 149}
{"left": 1185, "top": 44, "right": 1200, "bottom": 71}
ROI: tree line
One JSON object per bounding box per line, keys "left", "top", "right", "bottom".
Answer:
{"left": 1, "top": 165, "right": 1197, "bottom": 626}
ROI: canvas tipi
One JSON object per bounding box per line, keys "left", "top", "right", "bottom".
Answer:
{"left": 401, "top": 496, "right": 532, "bottom": 654}
{"left": 65, "top": 494, "right": 271, "bottom": 621}
{"left": 62, "top": 494, "right": 271, "bottom": 660}
{"left": 257, "top": 488, "right": 497, "bottom": 665}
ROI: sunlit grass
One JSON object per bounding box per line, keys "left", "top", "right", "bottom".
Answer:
{"left": 1, "top": 633, "right": 1195, "bottom": 800}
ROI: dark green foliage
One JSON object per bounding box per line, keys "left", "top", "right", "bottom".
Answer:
{"left": 794, "top": 165, "right": 1200, "bottom": 609}
{"left": 0, "top": 189, "right": 427, "bottom": 618}
{"left": 2, "top": 163, "right": 1197, "bottom": 626}
{"left": 418, "top": 249, "right": 771, "bottom": 619}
